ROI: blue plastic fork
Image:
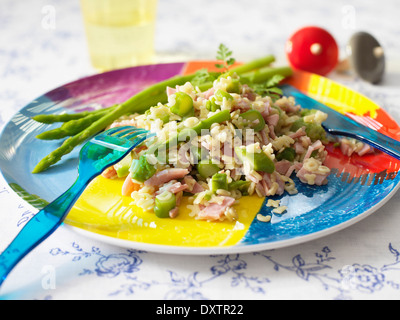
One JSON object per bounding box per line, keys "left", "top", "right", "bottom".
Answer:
{"left": 281, "top": 84, "right": 400, "bottom": 160}
{"left": 0, "top": 126, "right": 152, "bottom": 287}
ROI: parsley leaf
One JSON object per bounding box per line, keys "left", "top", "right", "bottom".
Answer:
{"left": 191, "top": 69, "right": 218, "bottom": 86}
{"left": 251, "top": 74, "right": 285, "bottom": 100}
{"left": 215, "top": 44, "right": 236, "bottom": 71}
{"left": 265, "top": 74, "right": 285, "bottom": 87}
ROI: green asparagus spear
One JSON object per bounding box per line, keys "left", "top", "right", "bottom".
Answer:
{"left": 129, "top": 155, "right": 157, "bottom": 183}
{"left": 36, "top": 108, "right": 116, "bottom": 140}
{"left": 210, "top": 173, "right": 228, "bottom": 193}
{"left": 205, "top": 97, "right": 220, "bottom": 112}
{"left": 214, "top": 89, "right": 233, "bottom": 102}
{"left": 154, "top": 191, "right": 177, "bottom": 218}
{"left": 240, "top": 110, "right": 266, "bottom": 132}
{"left": 276, "top": 147, "right": 296, "bottom": 162}
{"left": 229, "top": 55, "right": 276, "bottom": 75}
{"left": 235, "top": 146, "right": 275, "bottom": 174}
{"left": 291, "top": 118, "right": 326, "bottom": 141}
{"left": 241, "top": 66, "right": 293, "bottom": 84}
{"left": 228, "top": 180, "right": 251, "bottom": 192}
{"left": 32, "top": 105, "right": 118, "bottom": 124}
{"left": 31, "top": 76, "right": 196, "bottom": 173}
{"left": 197, "top": 160, "right": 220, "bottom": 179}
{"left": 169, "top": 92, "right": 194, "bottom": 117}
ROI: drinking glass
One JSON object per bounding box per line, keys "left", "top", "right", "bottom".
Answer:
{"left": 80, "top": 0, "right": 158, "bottom": 71}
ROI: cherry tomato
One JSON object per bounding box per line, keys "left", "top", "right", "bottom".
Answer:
{"left": 286, "top": 26, "right": 339, "bottom": 76}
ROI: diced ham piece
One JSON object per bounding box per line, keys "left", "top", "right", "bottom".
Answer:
{"left": 169, "top": 182, "right": 189, "bottom": 194}
{"left": 232, "top": 97, "right": 252, "bottom": 112}
{"left": 357, "top": 144, "right": 374, "bottom": 156}
{"left": 294, "top": 141, "right": 305, "bottom": 154}
{"left": 260, "top": 172, "right": 285, "bottom": 196}
{"left": 286, "top": 161, "right": 303, "bottom": 177}
{"left": 169, "top": 207, "right": 179, "bottom": 219}
{"left": 303, "top": 140, "right": 324, "bottom": 160}
{"left": 203, "top": 88, "right": 215, "bottom": 100}
{"left": 289, "top": 127, "right": 307, "bottom": 139}
{"left": 169, "top": 191, "right": 183, "bottom": 219}
{"left": 221, "top": 141, "right": 235, "bottom": 158}
{"left": 255, "top": 181, "right": 267, "bottom": 197}
{"left": 276, "top": 173, "right": 286, "bottom": 194}
{"left": 339, "top": 139, "right": 374, "bottom": 157}
{"left": 265, "top": 114, "right": 279, "bottom": 127}
{"left": 275, "top": 160, "right": 292, "bottom": 175}
{"left": 121, "top": 175, "right": 140, "bottom": 196}
{"left": 296, "top": 166, "right": 308, "bottom": 183}
{"left": 197, "top": 197, "right": 236, "bottom": 221}
{"left": 300, "top": 136, "right": 312, "bottom": 149}
{"left": 340, "top": 141, "right": 353, "bottom": 157}
{"left": 101, "top": 166, "right": 117, "bottom": 179}
{"left": 261, "top": 129, "right": 269, "bottom": 145}
{"left": 176, "top": 191, "right": 183, "bottom": 206}
{"left": 144, "top": 168, "right": 189, "bottom": 187}
{"left": 277, "top": 100, "right": 301, "bottom": 114}
{"left": 191, "top": 182, "right": 204, "bottom": 194}
{"left": 260, "top": 180, "right": 269, "bottom": 196}
{"left": 183, "top": 176, "right": 205, "bottom": 194}
{"left": 247, "top": 172, "right": 261, "bottom": 183}
{"left": 314, "top": 173, "right": 329, "bottom": 185}
{"left": 268, "top": 125, "right": 277, "bottom": 139}
{"left": 241, "top": 85, "right": 257, "bottom": 101}
{"left": 155, "top": 181, "right": 188, "bottom": 195}
{"left": 260, "top": 103, "right": 272, "bottom": 120}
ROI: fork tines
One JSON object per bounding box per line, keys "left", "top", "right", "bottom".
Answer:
{"left": 91, "top": 126, "right": 150, "bottom": 152}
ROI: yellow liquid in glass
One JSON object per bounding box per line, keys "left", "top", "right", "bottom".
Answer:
{"left": 80, "top": 0, "right": 158, "bottom": 71}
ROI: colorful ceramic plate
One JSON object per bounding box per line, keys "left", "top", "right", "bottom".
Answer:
{"left": 0, "top": 62, "right": 399, "bottom": 255}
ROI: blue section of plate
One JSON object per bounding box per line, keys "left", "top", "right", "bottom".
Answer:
{"left": 241, "top": 171, "right": 400, "bottom": 246}
{"left": 0, "top": 94, "right": 79, "bottom": 202}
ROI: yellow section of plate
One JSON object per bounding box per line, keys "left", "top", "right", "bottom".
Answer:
{"left": 307, "top": 73, "right": 380, "bottom": 118}
{"left": 65, "top": 176, "right": 263, "bottom": 247}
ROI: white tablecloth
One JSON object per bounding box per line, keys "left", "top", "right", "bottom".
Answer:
{"left": 1, "top": 0, "right": 400, "bottom": 301}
